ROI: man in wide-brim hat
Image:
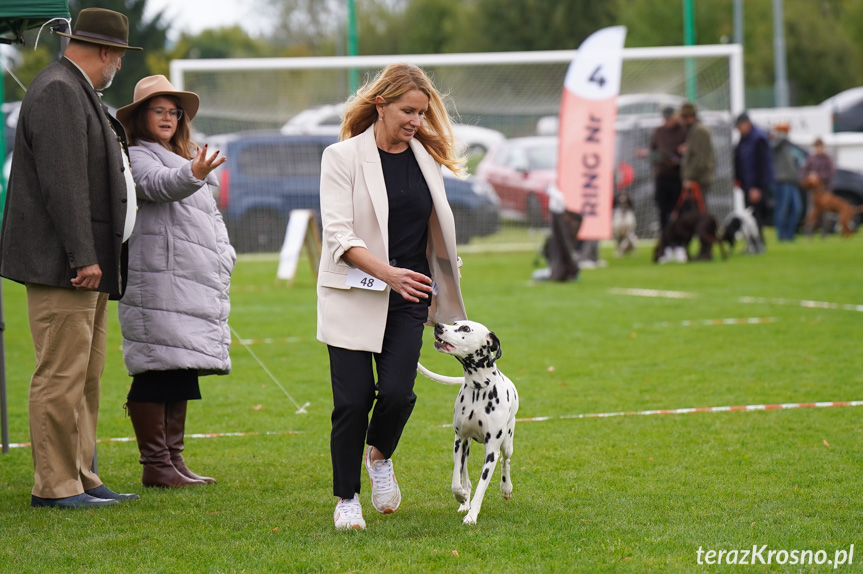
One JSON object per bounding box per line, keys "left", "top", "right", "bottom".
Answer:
{"left": 0, "top": 7, "right": 142, "bottom": 509}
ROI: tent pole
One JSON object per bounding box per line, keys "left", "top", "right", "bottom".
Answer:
{"left": 0, "top": 70, "right": 8, "bottom": 454}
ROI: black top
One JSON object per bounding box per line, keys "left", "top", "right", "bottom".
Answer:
{"left": 378, "top": 146, "right": 432, "bottom": 277}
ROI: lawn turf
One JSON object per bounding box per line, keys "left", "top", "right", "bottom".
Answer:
{"left": 1, "top": 230, "right": 861, "bottom": 573}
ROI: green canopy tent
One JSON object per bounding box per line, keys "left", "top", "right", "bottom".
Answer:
{"left": 0, "top": 0, "right": 71, "bottom": 44}
{"left": 0, "top": 1, "right": 71, "bottom": 454}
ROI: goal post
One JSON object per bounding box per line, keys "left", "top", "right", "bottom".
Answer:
{"left": 171, "top": 44, "right": 743, "bottom": 247}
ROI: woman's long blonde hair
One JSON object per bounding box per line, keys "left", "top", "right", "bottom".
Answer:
{"left": 340, "top": 63, "right": 465, "bottom": 176}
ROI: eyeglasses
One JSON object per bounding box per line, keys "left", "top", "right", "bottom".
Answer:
{"left": 147, "top": 107, "right": 184, "bottom": 120}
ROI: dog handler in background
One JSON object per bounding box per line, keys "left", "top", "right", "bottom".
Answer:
{"left": 800, "top": 137, "right": 836, "bottom": 235}
{"left": 734, "top": 112, "right": 774, "bottom": 239}
{"left": 116, "top": 75, "right": 234, "bottom": 488}
{"left": 638, "top": 106, "right": 687, "bottom": 231}
{"left": 679, "top": 102, "right": 715, "bottom": 214}
{"left": 317, "top": 63, "right": 468, "bottom": 530}
{"left": 769, "top": 123, "right": 802, "bottom": 241}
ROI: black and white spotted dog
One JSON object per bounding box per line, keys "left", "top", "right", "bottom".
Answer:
{"left": 417, "top": 320, "right": 519, "bottom": 525}
{"left": 721, "top": 206, "right": 763, "bottom": 254}
{"left": 721, "top": 187, "right": 764, "bottom": 254}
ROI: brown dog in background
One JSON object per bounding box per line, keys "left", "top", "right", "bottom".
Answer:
{"left": 801, "top": 173, "right": 863, "bottom": 237}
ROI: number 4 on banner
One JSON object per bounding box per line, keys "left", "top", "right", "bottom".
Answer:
{"left": 276, "top": 210, "right": 322, "bottom": 286}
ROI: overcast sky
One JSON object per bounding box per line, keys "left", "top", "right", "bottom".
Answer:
{"left": 144, "top": 0, "right": 272, "bottom": 40}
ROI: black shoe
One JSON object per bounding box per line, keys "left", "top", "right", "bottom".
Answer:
{"left": 31, "top": 493, "right": 118, "bottom": 508}
{"left": 85, "top": 484, "right": 141, "bottom": 502}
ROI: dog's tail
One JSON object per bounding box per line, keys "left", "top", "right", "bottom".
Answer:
{"left": 417, "top": 363, "right": 465, "bottom": 386}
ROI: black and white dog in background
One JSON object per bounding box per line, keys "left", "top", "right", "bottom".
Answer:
{"left": 417, "top": 320, "right": 519, "bottom": 525}
{"left": 721, "top": 187, "right": 764, "bottom": 254}
{"left": 612, "top": 191, "right": 638, "bottom": 257}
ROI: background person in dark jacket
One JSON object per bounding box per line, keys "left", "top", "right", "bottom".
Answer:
{"left": 0, "top": 8, "right": 142, "bottom": 509}
{"left": 734, "top": 112, "right": 774, "bottom": 238}
{"left": 770, "top": 124, "right": 802, "bottom": 241}
{"left": 638, "top": 106, "right": 687, "bottom": 231}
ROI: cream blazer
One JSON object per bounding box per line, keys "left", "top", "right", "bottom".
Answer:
{"left": 316, "top": 124, "right": 468, "bottom": 353}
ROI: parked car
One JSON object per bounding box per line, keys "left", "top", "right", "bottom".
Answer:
{"left": 214, "top": 131, "right": 499, "bottom": 252}
{"left": 280, "top": 103, "right": 505, "bottom": 156}
{"left": 821, "top": 87, "right": 863, "bottom": 133}
{"left": 474, "top": 136, "right": 556, "bottom": 226}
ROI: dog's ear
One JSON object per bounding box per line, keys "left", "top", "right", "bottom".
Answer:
{"left": 488, "top": 331, "right": 502, "bottom": 361}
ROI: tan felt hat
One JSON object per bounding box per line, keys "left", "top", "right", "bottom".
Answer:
{"left": 116, "top": 75, "right": 200, "bottom": 128}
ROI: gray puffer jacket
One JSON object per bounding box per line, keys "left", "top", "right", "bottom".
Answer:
{"left": 119, "top": 139, "right": 236, "bottom": 376}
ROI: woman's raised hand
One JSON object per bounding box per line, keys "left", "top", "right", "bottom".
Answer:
{"left": 191, "top": 144, "right": 227, "bottom": 180}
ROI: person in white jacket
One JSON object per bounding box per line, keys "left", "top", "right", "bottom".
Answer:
{"left": 318, "top": 63, "right": 468, "bottom": 530}
{"left": 116, "top": 75, "right": 235, "bottom": 488}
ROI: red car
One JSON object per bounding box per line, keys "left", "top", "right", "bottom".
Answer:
{"left": 476, "top": 136, "right": 557, "bottom": 226}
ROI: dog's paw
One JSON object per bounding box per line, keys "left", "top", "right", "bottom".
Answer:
{"left": 452, "top": 488, "right": 468, "bottom": 504}
{"left": 462, "top": 513, "right": 477, "bottom": 525}
{"left": 501, "top": 486, "right": 512, "bottom": 500}
{"left": 457, "top": 502, "right": 470, "bottom": 513}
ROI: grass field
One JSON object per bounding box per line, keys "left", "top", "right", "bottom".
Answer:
{"left": 1, "top": 229, "right": 862, "bottom": 573}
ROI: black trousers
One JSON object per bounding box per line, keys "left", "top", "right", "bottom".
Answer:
{"left": 655, "top": 176, "right": 682, "bottom": 231}
{"left": 328, "top": 293, "right": 428, "bottom": 499}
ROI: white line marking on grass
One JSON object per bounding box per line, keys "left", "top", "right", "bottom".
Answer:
{"left": 231, "top": 336, "right": 302, "bottom": 346}
{"left": 230, "top": 325, "right": 311, "bottom": 414}
{"left": 609, "top": 288, "right": 697, "bottom": 299}
{"left": 438, "top": 400, "right": 863, "bottom": 427}
{"left": 635, "top": 317, "right": 776, "bottom": 328}
{"left": 6, "top": 430, "right": 301, "bottom": 449}
{"left": 739, "top": 296, "right": 863, "bottom": 313}
{"left": 513, "top": 400, "right": 863, "bottom": 424}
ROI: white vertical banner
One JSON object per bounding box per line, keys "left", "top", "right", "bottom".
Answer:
{"left": 558, "top": 26, "right": 627, "bottom": 240}
{"left": 276, "top": 209, "right": 321, "bottom": 285}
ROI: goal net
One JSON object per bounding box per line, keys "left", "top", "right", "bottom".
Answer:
{"left": 171, "top": 45, "right": 742, "bottom": 251}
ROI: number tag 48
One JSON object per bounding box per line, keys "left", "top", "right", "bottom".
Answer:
{"left": 346, "top": 268, "right": 387, "bottom": 291}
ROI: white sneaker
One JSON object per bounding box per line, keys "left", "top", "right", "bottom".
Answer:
{"left": 674, "top": 246, "right": 688, "bottom": 263}
{"left": 333, "top": 494, "right": 366, "bottom": 530}
{"left": 657, "top": 247, "right": 674, "bottom": 264}
{"left": 365, "top": 449, "right": 401, "bottom": 514}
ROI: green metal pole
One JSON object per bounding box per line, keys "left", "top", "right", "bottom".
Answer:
{"left": 683, "top": 0, "right": 697, "bottom": 102}
{"left": 0, "top": 68, "right": 7, "bottom": 455}
{"left": 347, "top": 0, "right": 358, "bottom": 94}
{"left": 1, "top": 67, "right": 6, "bottom": 224}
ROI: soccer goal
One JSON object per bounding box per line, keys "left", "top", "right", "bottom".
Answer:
{"left": 171, "top": 44, "right": 742, "bottom": 250}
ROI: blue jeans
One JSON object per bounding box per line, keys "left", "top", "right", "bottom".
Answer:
{"left": 772, "top": 182, "right": 802, "bottom": 241}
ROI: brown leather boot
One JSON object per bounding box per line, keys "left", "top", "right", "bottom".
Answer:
{"left": 166, "top": 401, "right": 216, "bottom": 484}
{"left": 126, "top": 401, "right": 205, "bottom": 488}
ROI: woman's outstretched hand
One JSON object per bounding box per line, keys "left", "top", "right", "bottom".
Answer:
{"left": 192, "top": 144, "right": 227, "bottom": 180}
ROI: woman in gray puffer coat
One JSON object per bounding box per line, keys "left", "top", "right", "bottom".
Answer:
{"left": 117, "top": 75, "right": 235, "bottom": 488}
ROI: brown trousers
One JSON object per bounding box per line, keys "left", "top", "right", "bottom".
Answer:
{"left": 26, "top": 283, "right": 108, "bottom": 498}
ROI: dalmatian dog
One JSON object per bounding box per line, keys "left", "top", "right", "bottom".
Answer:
{"left": 417, "top": 320, "right": 519, "bottom": 525}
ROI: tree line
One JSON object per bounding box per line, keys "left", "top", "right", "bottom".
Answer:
{"left": 5, "top": 0, "right": 863, "bottom": 110}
